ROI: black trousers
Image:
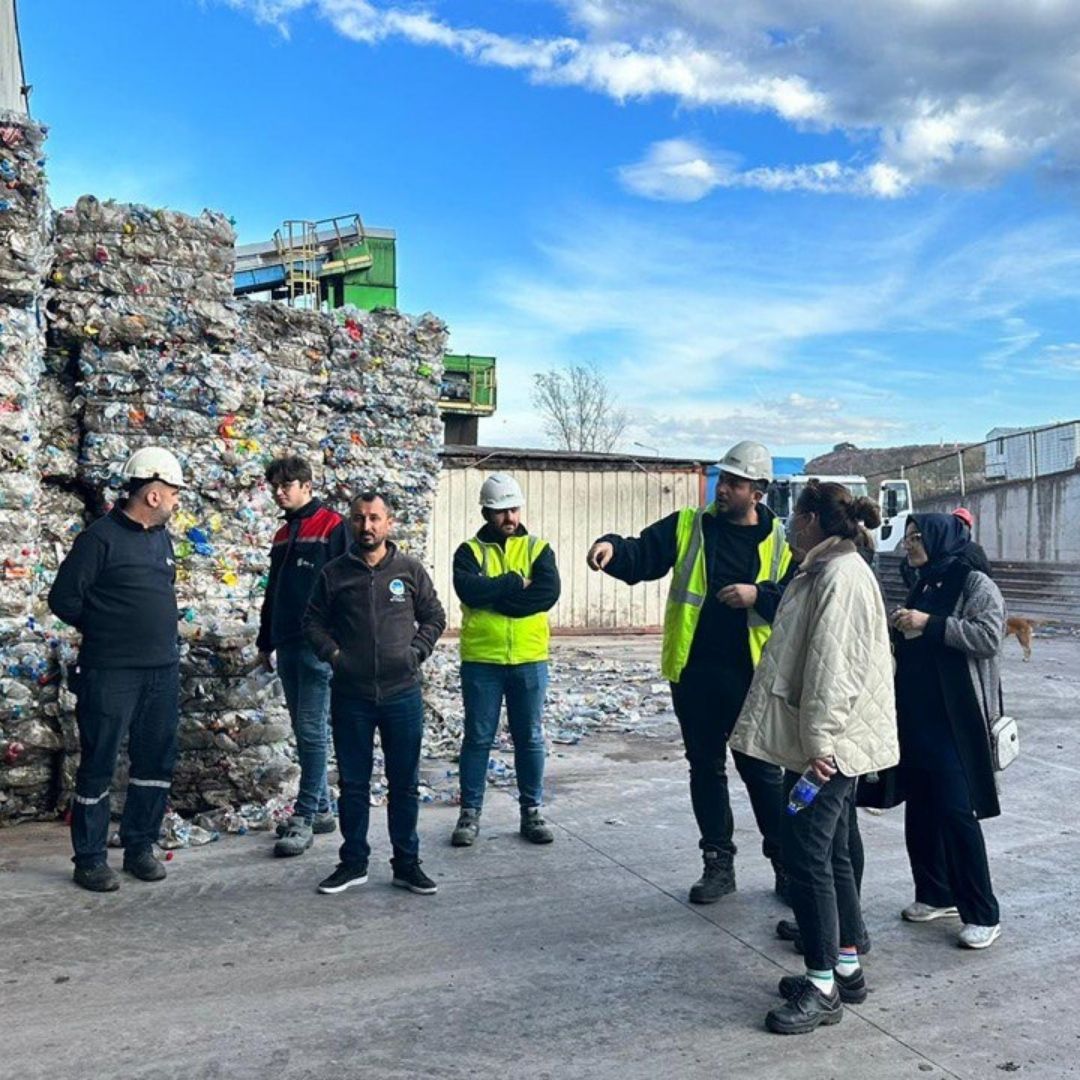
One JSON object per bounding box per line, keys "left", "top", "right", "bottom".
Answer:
{"left": 903, "top": 764, "right": 1000, "bottom": 926}
{"left": 782, "top": 770, "right": 867, "bottom": 972}
{"left": 71, "top": 665, "right": 179, "bottom": 869}
{"left": 672, "top": 664, "right": 784, "bottom": 865}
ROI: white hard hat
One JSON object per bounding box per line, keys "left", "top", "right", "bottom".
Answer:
{"left": 121, "top": 447, "right": 186, "bottom": 489}
{"left": 716, "top": 440, "right": 772, "bottom": 483}
{"left": 479, "top": 472, "right": 524, "bottom": 510}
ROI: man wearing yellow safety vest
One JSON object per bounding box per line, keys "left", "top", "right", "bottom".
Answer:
{"left": 451, "top": 473, "right": 562, "bottom": 847}
{"left": 587, "top": 441, "right": 794, "bottom": 903}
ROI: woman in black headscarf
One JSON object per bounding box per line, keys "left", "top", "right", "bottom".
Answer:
{"left": 891, "top": 513, "right": 1005, "bottom": 950}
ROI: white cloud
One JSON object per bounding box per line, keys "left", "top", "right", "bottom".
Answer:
{"left": 227, "top": 0, "right": 1080, "bottom": 196}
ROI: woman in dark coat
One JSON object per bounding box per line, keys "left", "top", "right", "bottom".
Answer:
{"left": 891, "top": 513, "right": 1005, "bottom": 949}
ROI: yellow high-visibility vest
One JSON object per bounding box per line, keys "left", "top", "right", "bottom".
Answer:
{"left": 460, "top": 534, "right": 551, "bottom": 664}
{"left": 661, "top": 507, "right": 791, "bottom": 683}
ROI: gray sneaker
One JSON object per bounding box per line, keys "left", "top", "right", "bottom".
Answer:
{"left": 520, "top": 806, "right": 554, "bottom": 844}
{"left": 451, "top": 807, "right": 481, "bottom": 847}
{"left": 901, "top": 901, "right": 959, "bottom": 923}
{"left": 274, "top": 815, "right": 314, "bottom": 858}
{"left": 958, "top": 923, "right": 1001, "bottom": 949}
{"left": 312, "top": 810, "right": 338, "bottom": 835}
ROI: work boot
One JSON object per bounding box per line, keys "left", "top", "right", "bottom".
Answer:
{"left": 274, "top": 815, "right": 314, "bottom": 858}
{"left": 780, "top": 969, "right": 867, "bottom": 1006}
{"left": 73, "top": 864, "right": 120, "bottom": 892}
{"left": 311, "top": 810, "right": 338, "bottom": 836}
{"left": 765, "top": 979, "right": 843, "bottom": 1035}
{"left": 122, "top": 849, "right": 167, "bottom": 882}
{"left": 451, "top": 807, "right": 481, "bottom": 847}
{"left": 688, "top": 848, "right": 735, "bottom": 904}
{"left": 519, "top": 806, "right": 554, "bottom": 844}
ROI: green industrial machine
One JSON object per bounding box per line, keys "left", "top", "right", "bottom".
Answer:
{"left": 235, "top": 215, "right": 496, "bottom": 441}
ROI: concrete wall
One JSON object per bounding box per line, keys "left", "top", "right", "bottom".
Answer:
{"left": 0, "top": 0, "right": 27, "bottom": 114}
{"left": 429, "top": 461, "right": 703, "bottom": 630}
{"left": 919, "top": 466, "right": 1080, "bottom": 562}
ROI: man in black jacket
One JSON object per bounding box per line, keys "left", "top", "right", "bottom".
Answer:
{"left": 303, "top": 491, "right": 446, "bottom": 897}
{"left": 48, "top": 447, "right": 185, "bottom": 893}
{"left": 587, "top": 441, "right": 794, "bottom": 904}
{"left": 256, "top": 455, "right": 349, "bottom": 858}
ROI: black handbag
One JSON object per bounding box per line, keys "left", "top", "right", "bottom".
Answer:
{"left": 855, "top": 766, "right": 906, "bottom": 809}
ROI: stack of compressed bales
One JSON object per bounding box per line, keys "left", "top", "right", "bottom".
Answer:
{"left": 45, "top": 197, "right": 295, "bottom": 812}
{"left": 0, "top": 111, "right": 55, "bottom": 822}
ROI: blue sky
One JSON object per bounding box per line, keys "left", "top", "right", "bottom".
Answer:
{"left": 20, "top": 0, "right": 1080, "bottom": 458}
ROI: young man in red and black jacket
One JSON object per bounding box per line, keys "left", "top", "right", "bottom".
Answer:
{"left": 257, "top": 455, "right": 349, "bottom": 858}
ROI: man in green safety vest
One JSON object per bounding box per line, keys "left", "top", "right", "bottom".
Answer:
{"left": 451, "top": 473, "right": 562, "bottom": 847}
{"left": 587, "top": 441, "right": 794, "bottom": 903}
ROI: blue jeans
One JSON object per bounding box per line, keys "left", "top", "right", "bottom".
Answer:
{"left": 276, "top": 641, "right": 333, "bottom": 820}
{"left": 459, "top": 660, "right": 548, "bottom": 810}
{"left": 331, "top": 686, "right": 424, "bottom": 866}
{"left": 71, "top": 665, "right": 179, "bottom": 869}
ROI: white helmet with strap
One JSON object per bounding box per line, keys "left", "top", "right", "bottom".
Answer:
{"left": 121, "top": 446, "right": 186, "bottom": 489}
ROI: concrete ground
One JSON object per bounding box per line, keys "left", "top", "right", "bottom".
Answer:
{"left": 1, "top": 634, "right": 1078, "bottom": 1080}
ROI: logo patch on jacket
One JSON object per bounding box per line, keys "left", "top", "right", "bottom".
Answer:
{"left": 389, "top": 578, "right": 406, "bottom": 602}
{"left": 296, "top": 557, "right": 315, "bottom": 569}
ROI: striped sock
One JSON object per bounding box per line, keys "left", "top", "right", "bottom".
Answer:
{"left": 836, "top": 946, "right": 860, "bottom": 975}
{"left": 807, "top": 968, "right": 835, "bottom": 995}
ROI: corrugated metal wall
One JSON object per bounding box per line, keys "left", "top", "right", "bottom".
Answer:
{"left": 429, "top": 464, "right": 703, "bottom": 630}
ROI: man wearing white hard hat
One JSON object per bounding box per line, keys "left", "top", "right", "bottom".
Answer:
{"left": 450, "top": 473, "right": 561, "bottom": 847}
{"left": 48, "top": 447, "right": 186, "bottom": 892}
{"left": 588, "top": 441, "right": 794, "bottom": 903}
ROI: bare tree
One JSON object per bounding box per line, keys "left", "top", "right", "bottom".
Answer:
{"left": 531, "top": 363, "right": 629, "bottom": 453}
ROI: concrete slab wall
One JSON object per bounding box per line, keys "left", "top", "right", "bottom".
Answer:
{"left": 0, "top": 0, "right": 28, "bottom": 114}
{"left": 919, "top": 466, "right": 1080, "bottom": 561}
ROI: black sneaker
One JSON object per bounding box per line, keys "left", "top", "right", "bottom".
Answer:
{"left": 317, "top": 862, "right": 369, "bottom": 895}
{"left": 391, "top": 860, "right": 438, "bottom": 895}
{"left": 765, "top": 979, "right": 843, "bottom": 1035}
{"left": 123, "top": 849, "right": 167, "bottom": 882}
{"left": 73, "top": 864, "right": 120, "bottom": 892}
{"left": 779, "top": 969, "right": 867, "bottom": 1005}
{"left": 688, "top": 848, "right": 735, "bottom": 904}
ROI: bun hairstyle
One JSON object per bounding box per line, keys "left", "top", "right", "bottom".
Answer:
{"left": 796, "top": 479, "right": 881, "bottom": 540}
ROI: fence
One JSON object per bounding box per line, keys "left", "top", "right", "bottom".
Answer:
{"left": 877, "top": 554, "right": 1080, "bottom": 624}
{"left": 867, "top": 420, "right": 1080, "bottom": 505}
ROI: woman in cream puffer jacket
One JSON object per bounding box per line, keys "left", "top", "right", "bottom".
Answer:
{"left": 730, "top": 480, "right": 898, "bottom": 1036}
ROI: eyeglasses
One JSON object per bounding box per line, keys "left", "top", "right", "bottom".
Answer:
{"left": 903, "top": 532, "right": 924, "bottom": 546}
{"left": 271, "top": 481, "right": 299, "bottom": 492}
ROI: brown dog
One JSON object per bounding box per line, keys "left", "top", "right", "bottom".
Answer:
{"left": 1005, "top": 617, "right": 1034, "bottom": 661}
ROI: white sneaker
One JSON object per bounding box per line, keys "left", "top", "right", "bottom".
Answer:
{"left": 959, "top": 923, "right": 1001, "bottom": 949}
{"left": 901, "top": 901, "right": 960, "bottom": 923}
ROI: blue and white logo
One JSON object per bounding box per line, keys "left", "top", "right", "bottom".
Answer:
{"left": 389, "top": 578, "right": 406, "bottom": 601}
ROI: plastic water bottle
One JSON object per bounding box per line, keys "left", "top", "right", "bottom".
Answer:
{"left": 786, "top": 768, "right": 825, "bottom": 815}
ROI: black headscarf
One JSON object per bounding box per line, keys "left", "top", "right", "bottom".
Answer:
{"left": 912, "top": 513, "right": 970, "bottom": 582}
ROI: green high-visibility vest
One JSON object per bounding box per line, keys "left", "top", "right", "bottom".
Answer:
{"left": 460, "top": 534, "right": 551, "bottom": 664}
{"left": 661, "top": 506, "right": 792, "bottom": 683}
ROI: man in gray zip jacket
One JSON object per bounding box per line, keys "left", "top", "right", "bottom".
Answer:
{"left": 303, "top": 491, "right": 446, "bottom": 897}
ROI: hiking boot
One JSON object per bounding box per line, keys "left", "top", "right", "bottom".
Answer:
{"left": 902, "top": 901, "right": 959, "bottom": 923}
{"left": 777, "top": 919, "right": 872, "bottom": 956}
{"left": 780, "top": 970, "right": 867, "bottom": 1006}
{"left": 317, "top": 862, "right": 369, "bottom": 895}
{"left": 765, "top": 979, "right": 843, "bottom": 1035}
{"left": 688, "top": 848, "right": 735, "bottom": 904}
{"left": 122, "top": 849, "right": 167, "bottom": 882}
{"left": 311, "top": 810, "right": 338, "bottom": 835}
{"left": 274, "top": 815, "right": 314, "bottom": 858}
{"left": 451, "top": 807, "right": 481, "bottom": 847}
{"left": 391, "top": 860, "right": 438, "bottom": 895}
{"left": 73, "top": 864, "right": 120, "bottom": 892}
{"left": 958, "top": 923, "right": 1001, "bottom": 950}
{"left": 520, "top": 806, "right": 554, "bottom": 844}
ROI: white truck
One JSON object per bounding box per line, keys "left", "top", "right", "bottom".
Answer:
{"left": 766, "top": 473, "right": 913, "bottom": 554}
